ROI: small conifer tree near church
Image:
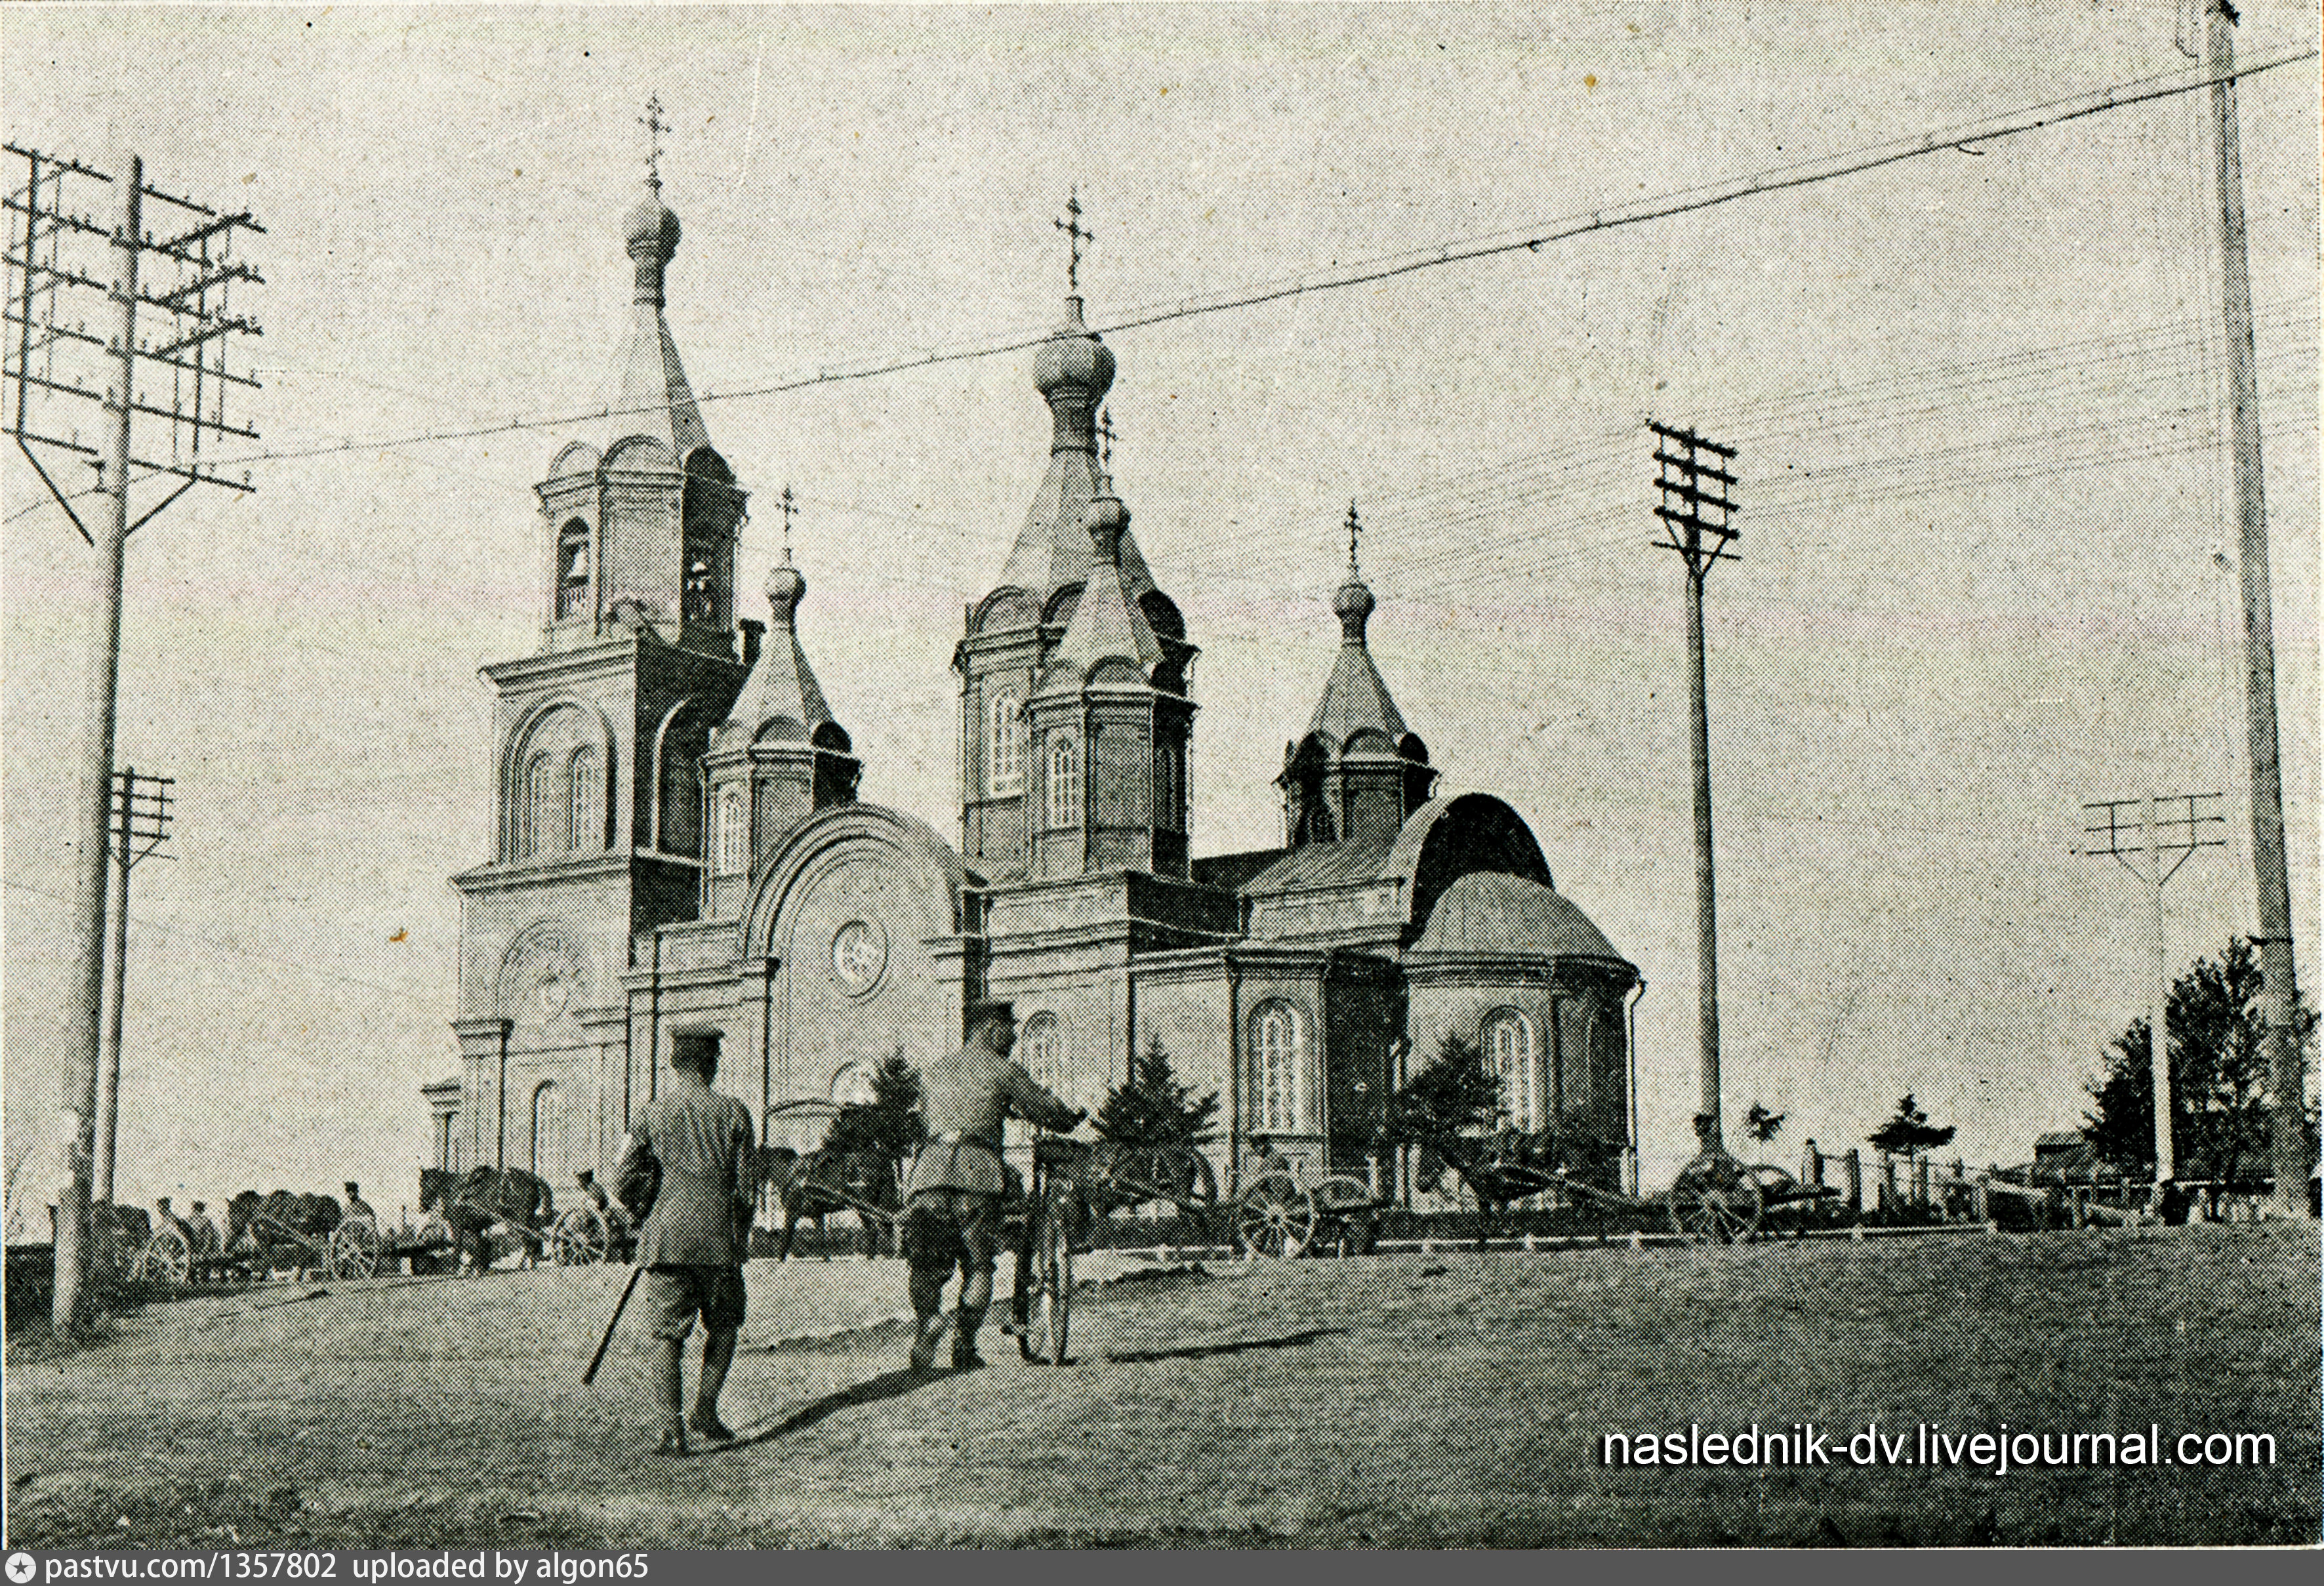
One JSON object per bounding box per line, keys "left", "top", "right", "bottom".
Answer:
{"left": 1093, "top": 1034, "right": 1221, "bottom": 1150}
{"left": 821, "top": 1049, "right": 926, "bottom": 1161}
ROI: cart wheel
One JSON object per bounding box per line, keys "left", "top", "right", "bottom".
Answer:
{"left": 1667, "top": 1156, "right": 1765, "bottom": 1243}
{"left": 328, "top": 1219, "right": 380, "bottom": 1280}
{"left": 1037, "top": 1208, "right": 1073, "bottom": 1366}
{"left": 552, "top": 1208, "right": 608, "bottom": 1267}
{"left": 138, "top": 1227, "right": 192, "bottom": 1286}
{"left": 1237, "top": 1172, "right": 1315, "bottom": 1259}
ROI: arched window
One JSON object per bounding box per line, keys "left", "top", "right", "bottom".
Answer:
{"left": 524, "top": 751, "right": 560, "bottom": 859}
{"left": 1153, "top": 741, "right": 1183, "bottom": 831}
{"left": 567, "top": 746, "right": 601, "bottom": 852}
{"left": 715, "top": 785, "right": 748, "bottom": 876}
{"left": 1020, "top": 1012, "right": 1066, "bottom": 1100}
{"left": 1252, "top": 1002, "right": 1305, "bottom": 1134}
{"left": 988, "top": 691, "right": 1023, "bottom": 796}
{"left": 556, "top": 520, "right": 590, "bottom": 620}
{"left": 1485, "top": 1009, "right": 1539, "bottom": 1133}
{"left": 530, "top": 1080, "right": 561, "bottom": 1177}
{"left": 1046, "top": 735, "right": 1080, "bottom": 830}
{"left": 830, "top": 1063, "right": 878, "bottom": 1107}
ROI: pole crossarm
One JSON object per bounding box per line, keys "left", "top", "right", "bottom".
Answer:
{"left": 1, "top": 142, "right": 262, "bottom": 1335}
{"left": 1651, "top": 421, "right": 1741, "bottom": 1154}
{"left": 2081, "top": 793, "right": 2227, "bottom": 884}
{"left": 109, "top": 769, "right": 174, "bottom": 866}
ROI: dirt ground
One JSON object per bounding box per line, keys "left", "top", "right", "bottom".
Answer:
{"left": 5, "top": 1223, "right": 2317, "bottom": 1547}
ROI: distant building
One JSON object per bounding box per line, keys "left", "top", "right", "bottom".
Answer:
{"left": 432, "top": 150, "right": 1642, "bottom": 1198}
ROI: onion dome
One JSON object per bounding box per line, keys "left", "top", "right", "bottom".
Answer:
{"left": 1033, "top": 296, "right": 1117, "bottom": 402}
{"left": 715, "top": 553, "right": 841, "bottom": 748}
{"left": 1333, "top": 567, "right": 1377, "bottom": 641}
{"left": 625, "top": 177, "right": 682, "bottom": 307}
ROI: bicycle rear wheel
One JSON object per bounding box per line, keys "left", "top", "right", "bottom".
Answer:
{"left": 1037, "top": 1209, "right": 1072, "bottom": 1365}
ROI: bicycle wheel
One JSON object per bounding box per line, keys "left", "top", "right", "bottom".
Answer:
{"left": 1038, "top": 1206, "right": 1073, "bottom": 1366}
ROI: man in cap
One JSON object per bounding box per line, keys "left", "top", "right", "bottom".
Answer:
{"left": 342, "top": 1182, "right": 375, "bottom": 1226}
{"left": 903, "top": 999, "right": 1083, "bottom": 1372}
{"left": 187, "top": 1201, "right": 222, "bottom": 1264}
{"left": 615, "top": 1030, "right": 756, "bottom": 1455}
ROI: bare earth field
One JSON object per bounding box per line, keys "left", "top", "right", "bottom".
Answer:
{"left": 5, "top": 1223, "right": 2317, "bottom": 1547}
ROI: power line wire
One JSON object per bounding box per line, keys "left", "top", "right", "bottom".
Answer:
{"left": 146, "top": 41, "right": 2315, "bottom": 482}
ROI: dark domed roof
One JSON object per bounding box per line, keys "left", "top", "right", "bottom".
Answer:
{"left": 1032, "top": 297, "right": 1116, "bottom": 399}
{"left": 625, "top": 190, "right": 681, "bottom": 259}
{"left": 1409, "top": 870, "right": 1630, "bottom": 966}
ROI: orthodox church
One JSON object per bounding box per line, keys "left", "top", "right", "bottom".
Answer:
{"left": 433, "top": 155, "right": 1643, "bottom": 1204}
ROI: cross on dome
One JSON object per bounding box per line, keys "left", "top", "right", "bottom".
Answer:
{"left": 1054, "top": 188, "right": 1093, "bottom": 295}
{"left": 1345, "top": 500, "right": 1364, "bottom": 575}
{"left": 641, "top": 95, "right": 667, "bottom": 192}
{"left": 779, "top": 483, "right": 798, "bottom": 563}
{"left": 1097, "top": 407, "right": 1117, "bottom": 470}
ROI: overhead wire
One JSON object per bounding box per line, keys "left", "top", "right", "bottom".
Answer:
{"left": 33, "top": 39, "right": 2290, "bottom": 486}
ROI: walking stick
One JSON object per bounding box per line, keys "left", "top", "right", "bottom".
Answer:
{"left": 582, "top": 1264, "right": 645, "bottom": 1385}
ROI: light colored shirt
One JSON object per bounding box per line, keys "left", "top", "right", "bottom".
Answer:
{"left": 906, "top": 1042, "right": 1078, "bottom": 1198}
{"left": 618, "top": 1075, "right": 756, "bottom": 1267}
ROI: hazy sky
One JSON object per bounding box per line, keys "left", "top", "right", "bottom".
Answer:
{"left": 5, "top": 1, "right": 2317, "bottom": 1228}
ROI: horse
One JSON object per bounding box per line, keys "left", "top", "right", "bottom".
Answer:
{"left": 1413, "top": 1130, "right": 1571, "bottom": 1251}
{"left": 226, "top": 1189, "right": 342, "bottom": 1277}
{"left": 1036, "top": 1137, "right": 1213, "bottom": 1225}
{"left": 418, "top": 1166, "right": 550, "bottom": 1273}
{"left": 758, "top": 1147, "right": 900, "bottom": 1259}
{"left": 92, "top": 1204, "right": 152, "bottom": 1280}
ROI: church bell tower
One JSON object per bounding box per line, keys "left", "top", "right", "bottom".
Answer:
{"left": 451, "top": 102, "right": 753, "bottom": 1187}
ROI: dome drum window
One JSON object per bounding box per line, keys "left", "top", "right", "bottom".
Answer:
{"left": 556, "top": 519, "right": 590, "bottom": 620}
{"left": 714, "top": 785, "right": 748, "bottom": 875}
{"left": 1021, "top": 1011, "right": 1067, "bottom": 1100}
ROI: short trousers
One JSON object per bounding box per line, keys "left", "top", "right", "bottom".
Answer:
{"left": 902, "top": 1189, "right": 1001, "bottom": 1280}
{"left": 642, "top": 1263, "right": 746, "bottom": 1341}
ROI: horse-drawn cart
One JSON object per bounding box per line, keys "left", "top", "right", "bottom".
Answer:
{"left": 1234, "top": 1165, "right": 1388, "bottom": 1258}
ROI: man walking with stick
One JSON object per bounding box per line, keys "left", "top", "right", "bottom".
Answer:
{"left": 613, "top": 1030, "right": 756, "bottom": 1455}
{"left": 902, "top": 1000, "right": 1082, "bottom": 1373}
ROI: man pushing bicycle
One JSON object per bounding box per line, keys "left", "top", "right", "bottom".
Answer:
{"left": 902, "top": 998, "right": 1082, "bottom": 1372}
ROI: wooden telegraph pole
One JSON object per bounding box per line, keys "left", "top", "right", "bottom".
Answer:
{"left": 1651, "top": 422, "right": 1740, "bottom": 1154}
{"left": 3, "top": 144, "right": 262, "bottom": 1332}
{"left": 2079, "top": 794, "right": 2227, "bottom": 1191}
{"left": 94, "top": 767, "right": 174, "bottom": 1206}
{"left": 2199, "top": 1, "right": 2312, "bottom": 1217}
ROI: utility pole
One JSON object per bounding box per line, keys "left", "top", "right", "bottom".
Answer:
{"left": 3, "top": 144, "right": 262, "bottom": 1333}
{"left": 2197, "top": 1, "right": 2311, "bottom": 1218}
{"left": 2079, "top": 794, "right": 2226, "bottom": 1190}
{"left": 1650, "top": 420, "right": 1740, "bottom": 1154}
{"left": 94, "top": 767, "right": 174, "bottom": 1208}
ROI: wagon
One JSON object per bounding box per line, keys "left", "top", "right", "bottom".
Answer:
{"left": 1549, "top": 1151, "right": 1839, "bottom": 1242}
{"left": 548, "top": 1204, "right": 626, "bottom": 1265}
{"left": 136, "top": 1209, "right": 393, "bottom": 1286}
{"left": 1234, "top": 1163, "right": 1389, "bottom": 1259}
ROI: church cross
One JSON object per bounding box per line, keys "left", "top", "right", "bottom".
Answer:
{"left": 779, "top": 483, "right": 798, "bottom": 563}
{"left": 1345, "top": 500, "right": 1363, "bottom": 574}
{"left": 1097, "top": 407, "right": 1117, "bottom": 470}
{"left": 1054, "top": 188, "right": 1093, "bottom": 294}
{"left": 641, "top": 95, "right": 667, "bottom": 189}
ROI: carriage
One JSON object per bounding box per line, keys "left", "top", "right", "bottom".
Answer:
{"left": 1421, "top": 1133, "right": 1839, "bottom": 1244}
{"left": 133, "top": 1190, "right": 393, "bottom": 1286}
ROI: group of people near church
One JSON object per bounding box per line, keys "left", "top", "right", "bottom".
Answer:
{"left": 608, "top": 996, "right": 1081, "bottom": 1456}
{"left": 143, "top": 1182, "right": 377, "bottom": 1276}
